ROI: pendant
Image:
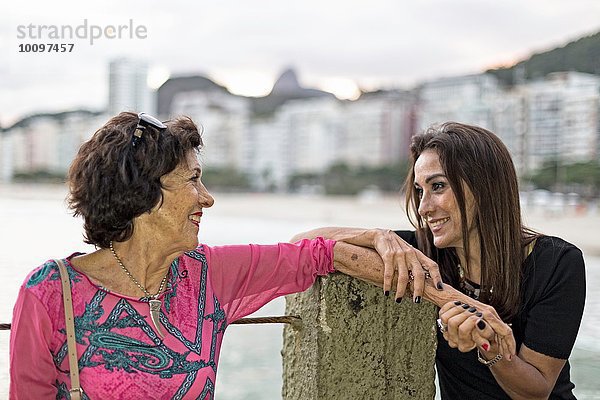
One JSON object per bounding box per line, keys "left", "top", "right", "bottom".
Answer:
{"left": 149, "top": 299, "right": 165, "bottom": 339}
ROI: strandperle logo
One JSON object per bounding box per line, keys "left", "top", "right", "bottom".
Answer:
{"left": 16, "top": 19, "right": 148, "bottom": 45}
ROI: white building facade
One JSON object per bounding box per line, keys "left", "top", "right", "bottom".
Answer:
{"left": 0, "top": 111, "right": 106, "bottom": 183}
{"left": 523, "top": 72, "right": 600, "bottom": 172}
{"left": 417, "top": 73, "right": 501, "bottom": 131}
{"left": 168, "top": 89, "right": 251, "bottom": 171}
{"left": 340, "top": 91, "right": 415, "bottom": 168}
{"left": 108, "top": 58, "right": 154, "bottom": 115}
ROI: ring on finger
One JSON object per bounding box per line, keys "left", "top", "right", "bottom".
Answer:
{"left": 421, "top": 265, "right": 431, "bottom": 279}
{"left": 436, "top": 318, "right": 447, "bottom": 333}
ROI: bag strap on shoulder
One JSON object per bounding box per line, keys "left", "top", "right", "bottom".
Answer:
{"left": 56, "top": 259, "right": 83, "bottom": 400}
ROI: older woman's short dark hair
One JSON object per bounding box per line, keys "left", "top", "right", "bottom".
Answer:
{"left": 68, "top": 112, "right": 202, "bottom": 248}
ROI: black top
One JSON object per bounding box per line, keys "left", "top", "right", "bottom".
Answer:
{"left": 394, "top": 231, "right": 586, "bottom": 400}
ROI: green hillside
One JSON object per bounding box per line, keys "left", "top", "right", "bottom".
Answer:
{"left": 487, "top": 31, "right": 600, "bottom": 85}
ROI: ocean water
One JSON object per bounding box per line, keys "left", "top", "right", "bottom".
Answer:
{"left": 0, "top": 186, "right": 598, "bottom": 399}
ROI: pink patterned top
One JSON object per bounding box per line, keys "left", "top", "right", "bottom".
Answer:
{"left": 10, "top": 238, "right": 335, "bottom": 399}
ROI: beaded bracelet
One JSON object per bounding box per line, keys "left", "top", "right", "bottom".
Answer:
{"left": 477, "top": 349, "right": 503, "bottom": 367}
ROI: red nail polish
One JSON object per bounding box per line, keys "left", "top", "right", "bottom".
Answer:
{"left": 482, "top": 343, "right": 489, "bottom": 352}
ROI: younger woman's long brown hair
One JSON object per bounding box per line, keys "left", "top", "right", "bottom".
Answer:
{"left": 404, "top": 122, "right": 537, "bottom": 321}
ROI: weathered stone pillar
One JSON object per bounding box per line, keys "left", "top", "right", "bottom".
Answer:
{"left": 282, "top": 273, "right": 437, "bottom": 400}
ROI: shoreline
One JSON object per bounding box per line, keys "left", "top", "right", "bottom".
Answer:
{"left": 2, "top": 183, "right": 599, "bottom": 256}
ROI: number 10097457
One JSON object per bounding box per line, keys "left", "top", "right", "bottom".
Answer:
{"left": 18, "top": 43, "right": 74, "bottom": 52}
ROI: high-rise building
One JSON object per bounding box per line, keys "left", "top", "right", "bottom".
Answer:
{"left": 340, "top": 90, "right": 416, "bottom": 168}
{"left": 493, "top": 87, "right": 529, "bottom": 177}
{"left": 155, "top": 75, "right": 252, "bottom": 172}
{"left": 0, "top": 111, "right": 105, "bottom": 182}
{"left": 108, "top": 58, "right": 154, "bottom": 115}
{"left": 523, "top": 72, "right": 600, "bottom": 172}
{"left": 417, "top": 73, "right": 501, "bottom": 131}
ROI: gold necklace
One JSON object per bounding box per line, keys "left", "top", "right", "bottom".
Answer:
{"left": 109, "top": 241, "right": 167, "bottom": 338}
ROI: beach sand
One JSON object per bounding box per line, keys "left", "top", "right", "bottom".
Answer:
{"left": 208, "top": 192, "right": 600, "bottom": 256}
{"left": 1, "top": 183, "right": 597, "bottom": 254}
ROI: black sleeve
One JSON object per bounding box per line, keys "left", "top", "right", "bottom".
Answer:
{"left": 522, "top": 241, "right": 586, "bottom": 359}
{"left": 393, "top": 230, "right": 418, "bottom": 247}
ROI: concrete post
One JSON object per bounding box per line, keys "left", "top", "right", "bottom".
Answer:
{"left": 282, "top": 273, "right": 437, "bottom": 400}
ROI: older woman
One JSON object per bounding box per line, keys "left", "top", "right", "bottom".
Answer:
{"left": 298, "top": 122, "right": 586, "bottom": 399}
{"left": 9, "top": 112, "right": 442, "bottom": 399}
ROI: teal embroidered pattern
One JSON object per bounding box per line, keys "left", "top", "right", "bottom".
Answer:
{"left": 160, "top": 249, "right": 214, "bottom": 355}
{"left": 163, "top": 257, "right": 180, "bottom": 313}
{"left": 26, "top": 259, "right": 81, "bottom": 288}
{"left": 49, "top": 249, "right": 218, "bottom": 399}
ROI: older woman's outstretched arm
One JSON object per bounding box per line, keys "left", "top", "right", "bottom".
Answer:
{"left": 293, "top": 227, "right": 443, "bottom": 303}
{"left": 293, "top": 227, "right": 517, "bottom": 359}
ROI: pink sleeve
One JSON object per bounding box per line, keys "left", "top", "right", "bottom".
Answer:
{"left": 206, "top": 237, "right": 336, "bottom": 322}
{"left": 10, "top": 287, "right": 58, "bottom": 399}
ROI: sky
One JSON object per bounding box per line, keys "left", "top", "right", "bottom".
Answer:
{"left": 2, "top": 0, "right": 599, "bottom": 126}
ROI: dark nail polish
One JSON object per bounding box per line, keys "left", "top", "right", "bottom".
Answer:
{"left": 395, "top": 297, "right": 402, "bottom": 304}
{"left": 384, "top": 290, "right": 390, "bottom": 297}
{"left": 414, "top": 296, "right": 422, "bottom": 304}
{"left": 468, "top": 307, "right": 477, "bottom": 313}
{"left": 461, "top": 304, "right": 470, "bottom": 309}
{"left": 476, "top": 312, "right": 483, "bottom": 317}
{"left": 477, "top": 320, "right": 486, "bottom": 330}
{"left": 453, "top": 300, "right": 462, "bottom": 306}
{"left": 437, "top": 282, "right": 444, "bottom": 290}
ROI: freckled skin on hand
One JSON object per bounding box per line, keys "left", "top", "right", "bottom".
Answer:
{"left": 351, "top": 254, "right": 358, "bottom": 261}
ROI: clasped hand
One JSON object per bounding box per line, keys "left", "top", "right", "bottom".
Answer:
{"left": 438, "top": 300, "right": 516, "bottom": 361}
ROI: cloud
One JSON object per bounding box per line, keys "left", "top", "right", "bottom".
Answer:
{"left": 2, "top": 0, "right": 599, "bottom": 124}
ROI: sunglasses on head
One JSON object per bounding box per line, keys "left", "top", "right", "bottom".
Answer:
{"left": 132, "top": 112, "right": 167, "bottom": 147}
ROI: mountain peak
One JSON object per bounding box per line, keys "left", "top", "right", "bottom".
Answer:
{"left": 270, "top": 68, "right": 302, "bottom": 95}
{"left": 252, "top": 67, "right": 336, "bottom": 114}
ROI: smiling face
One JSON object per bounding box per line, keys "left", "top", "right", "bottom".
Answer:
{"left": 413, "top": 149, "right": 477, "bottom": 250}
{"left": 138, "top": 151, "right": 214, "bottom": 253}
